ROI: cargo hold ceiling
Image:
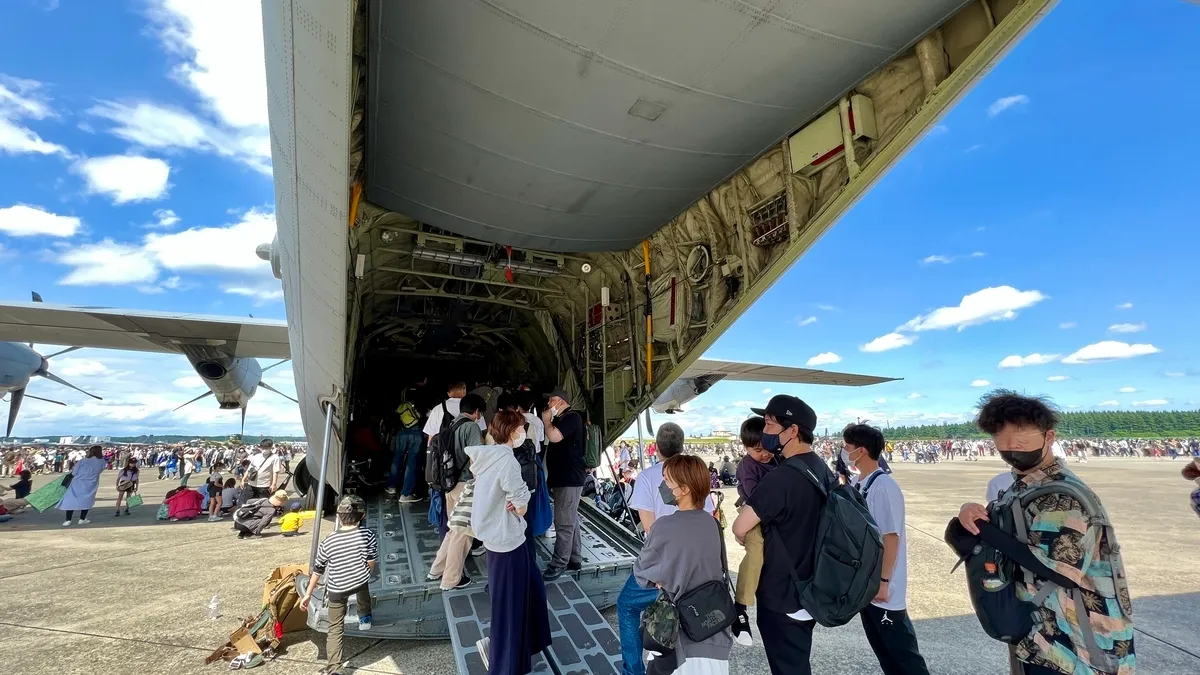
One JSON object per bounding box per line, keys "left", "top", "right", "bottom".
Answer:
{"left": 365, "top": 0, "right": 971, "bottom": 253}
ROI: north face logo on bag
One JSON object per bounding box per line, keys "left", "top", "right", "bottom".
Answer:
{"left": 700, "top": 609, "right": 728, "bottom": 629}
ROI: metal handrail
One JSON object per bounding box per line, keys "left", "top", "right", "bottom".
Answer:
{"left": 308, "top": 401, "right": 337, "bottom": 571}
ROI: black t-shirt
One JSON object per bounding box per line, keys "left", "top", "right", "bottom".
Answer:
{"left": 12, "top": 479, "right": 32, "bottom": 499}
{"left": 545, "top": 410, "right": 586, "bottom": 488}
{"left": 748, "top": 451, "right": 833, "bottom": 615}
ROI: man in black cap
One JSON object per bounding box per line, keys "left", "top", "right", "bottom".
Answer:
{"left": 540, "top": 386, "right": 586, "bottom": 581}
{"left": 732, "top": 394, "right": 832, "bottom": 675}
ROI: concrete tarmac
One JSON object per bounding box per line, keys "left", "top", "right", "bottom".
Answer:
{"left": 0, "top": 457, "right": 1196, "bottom": 674}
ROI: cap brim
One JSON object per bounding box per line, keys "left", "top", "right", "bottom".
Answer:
{"left": 749, "top": 407, "right": 767, "bottom": 416}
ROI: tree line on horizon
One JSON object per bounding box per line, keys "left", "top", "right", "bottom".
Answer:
{"left": 881, "top": 409, "right": 1200, "bottom": 440}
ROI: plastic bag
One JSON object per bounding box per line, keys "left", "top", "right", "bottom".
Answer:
{"left": 127, "top": 494, "right": 144, "bottom": 509}
{"left": 25, "top": 476, "right": 69, "bottom": 512}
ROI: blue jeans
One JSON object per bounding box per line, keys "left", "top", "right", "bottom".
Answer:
{"left": 388, "top": 430, "right": 423, "bottom": 495}
{"left": 617, "top": 573, "right": 659, "bottom": 675}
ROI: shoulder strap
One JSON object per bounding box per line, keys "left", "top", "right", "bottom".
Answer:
{"left": 715, "top": 515, "right": 732, "bottom": 590}
{"left": 860, "top": 469, "right": 886, "bottom": 497}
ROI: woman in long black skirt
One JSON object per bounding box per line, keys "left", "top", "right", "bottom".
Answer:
{"left": 488, "top": 537, "right": 552, "bottom": 673}
{"left": 466, "top": 410, "right": 553, "bottom": 675}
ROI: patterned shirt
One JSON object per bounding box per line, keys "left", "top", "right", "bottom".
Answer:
{"left": 1005, "top": 459, "right": 1135, "bottom": 674}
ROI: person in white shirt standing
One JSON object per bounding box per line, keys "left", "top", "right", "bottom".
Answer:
{"left": 424, "top": 382, "right": 489, "bottom": 444}
{"left": 246, "top": 438, "right": 283, "bottom": 500}
{"left": 843, "top": 424, "right": 929, "bottom": 675}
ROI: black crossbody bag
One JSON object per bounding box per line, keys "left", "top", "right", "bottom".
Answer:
{"left": 675, "top": 516, "right": 736, "bottom": 642}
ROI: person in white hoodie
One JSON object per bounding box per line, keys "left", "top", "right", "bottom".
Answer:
{"left": 466, "top": 409, "right": 552, "bottom": 675}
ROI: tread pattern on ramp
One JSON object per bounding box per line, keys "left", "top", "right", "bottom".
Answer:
{"left": 443, "top": 576, "right": 623, "bottom": 675}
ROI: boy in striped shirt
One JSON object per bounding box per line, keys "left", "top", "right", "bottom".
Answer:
{"left": 300, "top": 495, "right": 378, "bottom": 675}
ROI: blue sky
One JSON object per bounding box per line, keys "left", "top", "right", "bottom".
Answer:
{"left": 1, "top": 0, "right": 1197, "bottom": 438}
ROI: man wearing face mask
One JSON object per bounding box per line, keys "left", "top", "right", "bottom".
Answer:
{"left": 541, "top": 387, "right": 588, "bottom": 582}
{"left": 957, "top": 390, "right": 1134, "bottom": 675}
{"left": 731, "top": 395, "right": 831, "bottom": 675}
{"left": 843, "top": 424, "right": 929, "bottom": 675}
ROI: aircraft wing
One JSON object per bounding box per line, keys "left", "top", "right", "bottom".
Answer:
{"left": 686, "top": 358, "right": 899, "bottom": 387}
{"left": 0, "top": 302, "right": 290, "bottom": 359}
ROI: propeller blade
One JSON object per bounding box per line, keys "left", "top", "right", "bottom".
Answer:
{"left": 241, "top": 406, "right": 247, "bottom": 436}
{"left": 25, "top": 394, "right": 66, "bottom": 406}
{"left": 31, "top": 292, "right": 42, "bottom": 303}
{"left": 259, "top": 381, "right": 298, "bottom": 404}
{"left": 6, "top": 387, "right": 24, "bottom": 437}
{"left": 173, "top": 389, "right": 214, "bottom": 412}
{"left": 39, "top": 371, "right": 103, "bottom": 400}
{"left": 261, "top": 358, "right": 290, "bottom": 374}
{"left": 42, "top": 346, "right": 81, "bottom": 360}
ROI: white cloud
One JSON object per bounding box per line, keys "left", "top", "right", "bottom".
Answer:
{"left": 55, "top": 358, "right": 111, "bottom": 378}
{"left": 0, "top": 204, "right": 80, "bottom": 237}
{"left": 1046, "top": 375, "right": 1070, "bottom": 382}
{"left": 816, "top": 304, "right": 838, "bottom": 312}
{"left": 1115, "top": 302, "right": 1133, "bottom": 310}
{"left": 1062, "top": 341, "right": 1162, "bottom": 365}
{"left": 1067, "top": 404, "right": 1080, "bottom": 409}
{"left": 173, "top": 374, "right": 204, "bottom": 390}
{"left": 1118, "top": 386, "right": 1137, "bottom": 393}
{"left": 1108, "top": 322, "right": 1145, "bottom": 333}
{"left": 874, "top": 398, "right": 887, "bottom": 404}
{"left": 899, "top": 286, "right": 1047, "bottom": 333}
{"left": 1133, "top": 399, "right": 1168, "bottom": 407}
{"left": 149, "top": 208, "right": 180, "bottom": 229}
{"left": 1099, "top": 400, "right": 1119, "bottom": 407}
{"left": 921, "top": 254, "right": 952, "bottom": 265}
{"left": 1059, "top": 322, "right": 1077, "bottom": 329}
{"left": 80, "top": 1, "right": 272, "bottom": 175}
{"left": 964, "top": 144, "right": 983, "bottom": 153}
{"left": 906, "top": 392, "right": 922, "bottom": 399}
{"left": 971, "top": 379, "right": 991, "bottom": 387}
{"left": 998, "top": 353, "right": 1060, "bottom": 369}
{"left": 794, "top": 316, "right": 818, "bottom": 327}
{"left": 988, "top": 94, "right": 1029, "bottom": 117}
{"left": 806, "top": 352, "right": 842, "bottom": 366}
{"left": 762, "top": 388, "right": 772, "bottom": 395}
{"left": 969, "top": 252, "right": 986, "bottom": 258}
{"left": 1165, "top": 371, "right": 1186, "bottom": 378}
{"left": 860, "top": 332, "right": 916, "bottom": 353}
{"left": 0, "top": 74, "right": 67, "bottom": 156}
{"left": 74, "top": 155, "right": 171, "bottom": 204}
{"left": 57, "top": 209, "right": 279, "bottom": 297}
{"left": 59, "top": 240, "right": 159, "bottom": 286}
{"left": 927, "top": 124, "right": 949, "bottom": 136}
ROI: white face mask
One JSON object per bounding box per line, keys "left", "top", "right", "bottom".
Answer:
{"left": 513, "top": 431, "right": 527, "bottom": 448}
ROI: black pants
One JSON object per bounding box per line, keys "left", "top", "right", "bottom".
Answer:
{"left": 249, "top": 486, "right": 271, "bottom": 499}
{"left": 64, "top": 509, "right": 89, "bottom": 521}
{"left": 860, "top": 605, "right": 929, "bottom": 675}
{"left": 757, "top": 607, "right": 814, "bottom": 675}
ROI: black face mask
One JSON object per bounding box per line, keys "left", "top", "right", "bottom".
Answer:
{"left": 1000, "top": 444, "right": 1045, "bottom": 472}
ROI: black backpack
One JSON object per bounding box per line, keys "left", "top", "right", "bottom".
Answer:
{"left": 768, "top": 460, "right": 884, "bottom": 627}
{"left": 513, "top": 438, "right": 539, "bottom": 493}
{"left": 425, "top": 403, "right": 469, "bottom": 491}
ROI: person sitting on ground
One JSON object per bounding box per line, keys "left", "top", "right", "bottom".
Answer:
{"left": 114, "top": 458, "right": 139, "bottom": 517}
{"left": 232, "top": 489, "right": 287, "bottom": 539}
{"left": 1185, "top": 458, "right": 1200, "bottom": 519}
{"left": 300, "top": 495, "right": 378, "bottom": 675}
{"left": 718, "top": 456, "right": 737, "bottom": 483}
{"left": 0, "top": 469, "right": 32, "bottom": 513}
{"left": 632, "top": 454, "right": 733, "bottom": 675}
{"left": 219, "top": 478, "right": 240, "bottom": 515}
{"left": 279, "top": 502, "right": 305, "bottom": 537}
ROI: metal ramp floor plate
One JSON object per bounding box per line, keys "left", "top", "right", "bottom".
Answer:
{"left": 443, "top": 576, "right": 623, "bottom": 675}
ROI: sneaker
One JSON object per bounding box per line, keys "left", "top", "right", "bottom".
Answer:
{"left": 123, "top": 509, "right": 130, "bottom": 516}
{"left": 566, "top": 561, "right": 583, "bottom": 572}
{"left": 470, "top": 544, "right": 486, "bottom": 557}
{"left": 385, "top": 486, "right": 397, "bottom": 495}
{"left": 732, "top": 611, "right": 754, "bottom": 646}
{"left": 358, "top": 614, "right": 372, "bottom": 631}
{"left": 476, "top": 637, "right": 491, "bottom": 670}
{"left": 62, "top": 521, "right": 71, "bottom": 527}
{"left": 445, "top": 574, "right": 472, "bottom": 590}
{"left": 114, "top": 511, "right": 121, "bottom": 518}
{"left": 399, "top": 495, "right": 421, "bottom": 504}
{"left": 544, "top": 525, "right": 556, "bottom": 538}
{"left": 78, "top": 519, "right": 91, "bottom": 525}
{"left": 425, "top": 573, "right": 443, "bottom": 583}
{"left": 542, "top": 566, "right": 564, "bottom": 582}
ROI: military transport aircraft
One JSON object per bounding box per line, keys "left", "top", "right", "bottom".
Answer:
{"left": 0, "top": 0, "right": 1055, "bottom": 663}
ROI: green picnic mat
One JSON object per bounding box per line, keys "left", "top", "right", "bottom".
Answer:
{"left": 26, "top": 477, "right": 69, "bottom": 513}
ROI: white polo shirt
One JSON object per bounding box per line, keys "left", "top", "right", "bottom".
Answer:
{"left": 423, "top": 397, "right": 488, "bottom": 437}
{"left": 851, "top": 469, "right": 908, "bottom": 611}
{"left": 629, "top": 463, "right": 717, "bottom": 521}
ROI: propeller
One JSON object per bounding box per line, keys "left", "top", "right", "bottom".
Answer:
{"left": 173, "top": 389, "right": 215, "bottom": 412}
{"left": 6, "top": 388, "right": 24, "bottom": 437}
{"left": 259, "top": 381, "right": 298, "bottom": 404}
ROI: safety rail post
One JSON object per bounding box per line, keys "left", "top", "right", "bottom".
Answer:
{"left": 308, "top": 400, "right": 337, "bottom": 571}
